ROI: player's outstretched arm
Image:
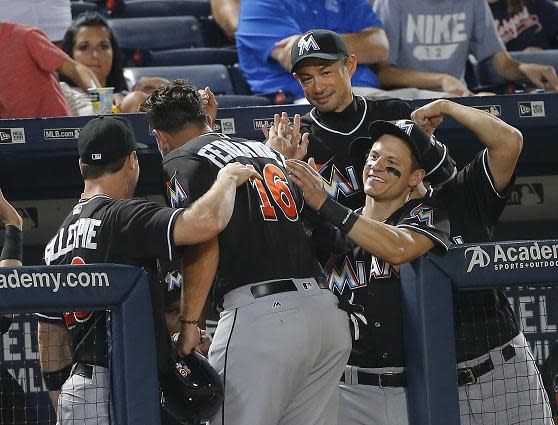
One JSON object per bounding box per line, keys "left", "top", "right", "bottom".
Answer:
{"left": 411, "top": 99, "right": 523, "bottom": 192}
{"left": 286, "top": 159, "right": 436, "bottom": 264}
{"left": 173, "top": 162, "right": 261, "bottom": 246}
{"left": 38, "top": 321, "right": 73, "bottom": 409}
{"left": 0, "top": 189, "right": 23, "bottom": 267}
{"left": 344, "top": 217, "right": 436, "bottom": 265}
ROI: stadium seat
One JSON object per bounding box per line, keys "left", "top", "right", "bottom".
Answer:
{"left": 124, "top": 65, "right": 234, "bottom": 94}
{"left": 109, "top": 17, "right": 205, "bottom": 65}
{"left": 143, "top": 47, "right": 238, "bottom": 66}
{"left": 200, "top": 16, "right": 231, "bottom": 48}
{"left": 215, "top": 95, "right": 271, "bottom": 108}
{"left": 115, "top": 0, "right": 211, "bottom": 18}
{"left": 228, "top": 64, "right": 252, "bottom": 95}
{"left": 109, "top": 16, "right": 204, "bottom": 50}
{"left": 70, "top": 1, "right": 100, "bottom": 18}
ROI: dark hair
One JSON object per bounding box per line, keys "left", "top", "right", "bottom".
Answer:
{"left": 140, "top": 79, "right": 207, "bottom": 134}
{"left": 506, "top": 0, "right": 524, "bottom": 14}
{"left": 60, "top": 11, "right": 127, "bottom": 92}
{"left": 80, "top": 156, "right": 127, "bottom": 180}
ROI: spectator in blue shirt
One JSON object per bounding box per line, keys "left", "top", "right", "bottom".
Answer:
{"left": 236, "top": 0, "right": 389, "bottom": 100}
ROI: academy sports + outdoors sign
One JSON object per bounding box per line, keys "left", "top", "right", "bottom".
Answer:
{"left": 465, "top": 242, "right": 558, "bottom": 273}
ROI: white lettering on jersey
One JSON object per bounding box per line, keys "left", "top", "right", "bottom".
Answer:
{"left": 369, "top": 256, "right": 400, "bottom": 279}
{"left": 328, "top": 259, "right": 366, "bottom": 294}
{"left": 198, "top": 140, "right": 283, "bottom": 168}
{"left": 406, "top": 13, "right": 466, "bottom": 61}
{"left": 44, "top": 218, "right": 101, "bottom": 265}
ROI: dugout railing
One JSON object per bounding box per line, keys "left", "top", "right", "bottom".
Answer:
{"left": 0, "top": 264, "right": 160, "bottom": 425}
{"left": 401, "top": 240, "right": 558, "bottom": 424}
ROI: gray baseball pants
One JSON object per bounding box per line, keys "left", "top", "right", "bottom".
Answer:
{"left": 57, "top": 364, "right": 110, "bottom": 425}
{"left": 208, "top": 277, "right": 352, "bottom": 425}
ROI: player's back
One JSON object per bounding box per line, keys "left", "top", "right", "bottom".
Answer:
{"left": 163, "top": 133, "right": 320, "bottom": 300}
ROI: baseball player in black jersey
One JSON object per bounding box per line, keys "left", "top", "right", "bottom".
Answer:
{"left": 286, "top": 119, "right": 453, "bottom": 425}
{"left": 266, "top": 29, "right": 413, "bottom": 211}
{"left": 0, "top": 190, "right": 36, "bottom": 425}
{"left": 35, "top": 116, "right": 258, "bottom": 425}
{"left": 141, "top": 79, "right": 351, "bottom": 425}
{"left": 411, "top": 99, "right": 552, "bottom": 424}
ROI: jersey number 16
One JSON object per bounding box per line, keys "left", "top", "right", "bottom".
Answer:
{"left": 247, "top": 163, "right": 299, "bottom": 222}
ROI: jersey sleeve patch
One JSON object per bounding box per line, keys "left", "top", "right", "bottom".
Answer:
{"left": 167, "top": 171, "right": 188, "bottom": 208}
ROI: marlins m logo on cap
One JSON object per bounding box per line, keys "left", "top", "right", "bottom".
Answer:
{"left": 298, "top": 34, "right": 320, "bottom": 55}
{"left": 395, "top": 120, "right": 414, "bottom": 136}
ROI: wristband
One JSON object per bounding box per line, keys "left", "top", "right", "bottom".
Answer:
{"left": 1, "top": 225, "right": 23, "bottom": 262}
{"left": 42, "top": 364, "right": 72, "bottom": 391}
{"left": 318, "top": 197, "right": 359, "bottom": 235}
{"left": 178, "top": 315, "right": 199, "bottom": 326}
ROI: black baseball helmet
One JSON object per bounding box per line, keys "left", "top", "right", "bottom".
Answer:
{"left": 160, "top": 349, "right": 224, "bottom": 424}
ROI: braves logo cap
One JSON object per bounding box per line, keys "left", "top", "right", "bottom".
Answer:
{"left": 349, "top": 120, "right": 456, "bottom": 185}
{"left": 78, "top": 116, "right": 144, "bottom": 165}
{"left": 291, "top": 29, "right": 349, "bottom": 72}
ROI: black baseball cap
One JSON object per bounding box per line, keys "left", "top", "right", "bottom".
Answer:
{"left": 291, "top": 29, "right": 349, "bottom": 73}
{"left": 78, "top": 116, "right": 144, "bottom": 165}
{"left": 349, "top": 120, "right": 456, "bottom": 185}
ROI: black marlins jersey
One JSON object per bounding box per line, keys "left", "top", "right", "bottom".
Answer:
{"left": 37, "top": 194, "right": 182, "bottom": 367}
{"left": 433, "top": 149, "right": 520, "bottom": 362}
{"left": 315, "top": 198, "right": 450, "bottom": 368}
{"left": 300, "top": 96, "right": 412, "bottom": 211}
{"left": 162, "top": 132, "right": 321, "bottom": 303}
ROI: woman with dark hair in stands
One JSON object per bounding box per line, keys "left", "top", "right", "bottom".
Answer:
{"left": 59, "top": 11, "right": 150, "bottom": 114}
{"left": 489, "top": 0, "right": 558, "bottom": 51}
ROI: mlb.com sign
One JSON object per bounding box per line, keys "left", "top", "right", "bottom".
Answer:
{"left": 465, "top": 242, "right": 558, "bottom": 273}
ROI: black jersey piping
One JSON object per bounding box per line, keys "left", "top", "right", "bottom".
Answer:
{"left": 397, "top": 224, "right": 449, "bottom": 251}
{"left": 309, "top": 96, "right": 368, "bottom": 136}
{"left": 166, "top": 209, "right": 183, "bottom": 261}
{"left": 481, "top": 149, "right": 506, "bottom": 199}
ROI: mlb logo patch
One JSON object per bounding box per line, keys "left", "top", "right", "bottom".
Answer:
{"left": 92, "top": 153, "right": 102, "bottom": 160}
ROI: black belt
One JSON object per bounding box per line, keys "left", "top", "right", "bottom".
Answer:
{"left": 457, "top": 344, "right": 516, "bottom": 386}
{"left": 72, "top": 363, "right": 94, "bottom": 379}
{"left": 340, "top": 371, "right": 407, "bottom": 388}
{"left": 250, "top": 279, "right": 328, "bottom": 299}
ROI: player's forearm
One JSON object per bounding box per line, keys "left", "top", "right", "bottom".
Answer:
{"left": 440, "top": 100, "right": 522, "bottom": 191}
{"left": 347, "top": 217, "right": 432, "bottom": 265}
{"left": 174, "top": 175, "right": 237, "bottom": 245}
{"left": 180, "top": 238, "right": 219, "bottom": 323}
{"left": 318, "top": 197, "right": 432, "bottom": 264}
{"left": 441, "top": 100, "right": 523, "bottom": 159}
{"left": 377, "top": 63, "right": 447, "bottom": 90}
{"left": 343, "top": 28, "right": 388, "bottom": 64}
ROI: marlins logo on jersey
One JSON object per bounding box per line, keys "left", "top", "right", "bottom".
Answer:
{"left": 409, "top": 204, "right": 435, "bottom": 228}
{"left": 316, "top": 158, "right": 361, "bottom": 201}
{"left": 167, "top": 172, "right": 187, "bottom": 208}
